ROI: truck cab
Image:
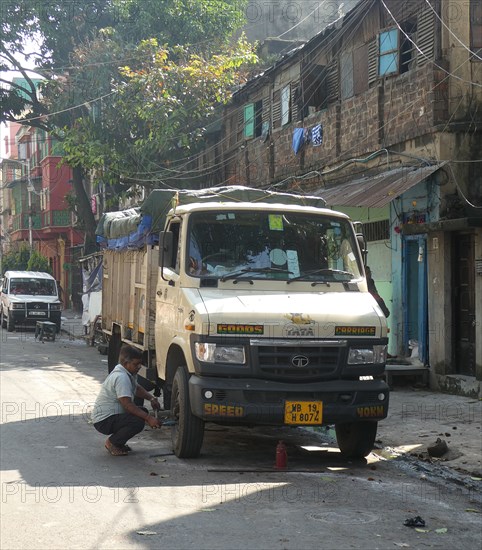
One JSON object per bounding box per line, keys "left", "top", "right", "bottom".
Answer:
{"left": 156, "top": 201, "right": 389, "bottom": 458}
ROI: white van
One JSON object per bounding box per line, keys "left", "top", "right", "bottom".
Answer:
{"left": 0, "top": 271, "right": 62, "bottom": 332}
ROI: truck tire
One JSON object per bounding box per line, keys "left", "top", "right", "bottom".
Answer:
{"left": 171, "top": 367, "right": 205, "bottom": 458}
{"left": 107, "top": 333, "right": 122, "bottom": 373}
{"left": 6, "top": 312, "right": 15, "bottom": 332}
{"left": 335, "top": 421, "right": 378, "bottom": 458}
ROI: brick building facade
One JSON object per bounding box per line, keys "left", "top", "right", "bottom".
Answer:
{"left": 200, "top": 0, "right": 482, "bottom": 395}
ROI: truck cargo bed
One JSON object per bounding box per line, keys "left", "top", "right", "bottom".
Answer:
{"left": 101, "top": 247, "right": 158, "bottom": 350}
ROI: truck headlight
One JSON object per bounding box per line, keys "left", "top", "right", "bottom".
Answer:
{"left": 50, "top": 303, "right": 62, "bottom": 310}
{"left": 348, "top": 345, "right": 387, "bottom": 364}
{"left": 195, "top": 343, "right": 246, "bottom": 365}
{"left": 12, "top": 303, "right": 25, "bottom": 309}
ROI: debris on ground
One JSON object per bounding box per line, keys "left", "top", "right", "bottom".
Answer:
{"left": 427, "top": 438, "right": 448, "bottom": 457}
{"left": 404, "top": 516, "right": 426, "bottom": 528}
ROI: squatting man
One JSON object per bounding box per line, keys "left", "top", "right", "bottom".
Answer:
{"left": 92, "top": 345, "right": 162, "bottom": 456}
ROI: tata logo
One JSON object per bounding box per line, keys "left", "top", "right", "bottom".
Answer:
{"left": 34, "top": 304, "right": 40, "bottom": 309}
{"left": 291, "top": 355, "right": 309, "bottom": 368}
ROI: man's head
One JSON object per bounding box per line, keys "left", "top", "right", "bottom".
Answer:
{"left": 119, "top": 345, "right": 143, "bottom": 375}
{"left": 365, "top": 266, "right": 372, "bottom": 278}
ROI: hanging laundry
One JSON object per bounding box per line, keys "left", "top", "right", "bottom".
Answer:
{"left": 304, "top": 127, "right": 311, "bottom": 145}
{"left": 292, "top": 127, "right": 305, "bottom": 154}
{"left": 260, "top": 121, "right": 270, "bottom": 142}
{"left": 311, "top": 124, "right": 323, "bottom": 146}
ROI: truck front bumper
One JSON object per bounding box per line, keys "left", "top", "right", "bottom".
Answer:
{"left": 189, "top": 375, "right": 389, "bottom": 425}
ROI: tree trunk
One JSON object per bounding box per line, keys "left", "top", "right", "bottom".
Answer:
{"left": 72, "top": 166, "right": 97, "bottom": 254}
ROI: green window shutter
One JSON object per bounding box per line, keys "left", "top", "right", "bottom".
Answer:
{"left": 244, "top": 103, "right": 254, "bottom": 138}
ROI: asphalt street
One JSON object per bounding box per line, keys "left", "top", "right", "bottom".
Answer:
{"left": 0, "top": 327, "right": 481, "bottom": 549}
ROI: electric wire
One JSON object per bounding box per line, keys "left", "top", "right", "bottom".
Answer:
{"left": 4, "top": 0, "right": 482, "bottom": 193}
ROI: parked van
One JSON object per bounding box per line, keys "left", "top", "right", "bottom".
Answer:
{"left": 0, "top": 271, "right": 62, "bottom": 332}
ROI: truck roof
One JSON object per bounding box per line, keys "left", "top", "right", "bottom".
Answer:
{"left": 4, "top": 271, "right": 55, "bottom": 280}
{"left": 168, "top": 201, "right": 349, "bottom": 219}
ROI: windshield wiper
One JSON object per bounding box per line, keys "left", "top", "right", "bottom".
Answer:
{"left": 220, "top": 267, "right": 293, "bottom": 282}
{"left": 286, "top": 268, "right": 354, "bottom": 284}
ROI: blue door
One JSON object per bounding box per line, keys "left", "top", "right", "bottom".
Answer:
{"left": 403, "top": 236, "right": 428, "bottom": 364}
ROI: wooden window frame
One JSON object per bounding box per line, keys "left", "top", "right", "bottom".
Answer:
{"left": 471, "top": 0, "right": 482, "bottom": 51}
{"left": 244, "top": 100, "right": 264, "bottom": 139}
{"left": 378, "top": 28, "right": 399, "bottom": 76}
{"left": 281, "top": 84, "right": 291, "bottom": 126}
{"left": 378, "top": 22, "right": 417, "bottom": 77}
{"left": 244, "top": 103, "right": 255, "bottom": 138}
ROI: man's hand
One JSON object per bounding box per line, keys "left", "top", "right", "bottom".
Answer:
{"left": 146, "top": 415, "right": 161, "bottom": 429}
{"left": 150, "top": 397, "right": 161, "bottom": 411}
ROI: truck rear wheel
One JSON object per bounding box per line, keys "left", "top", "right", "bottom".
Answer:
{"left": 171, "top": 367, "right": 204, "bottom": 458}
{"left": 335, "top": 421, "right": 378, "bottom": 458}
{"left": 107, "top": 333, "right": 122, "bottom": 373}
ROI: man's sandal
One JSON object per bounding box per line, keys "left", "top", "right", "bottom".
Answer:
{"left": 105, "top": 439, "right": 128, "bottom": 456}
{"left": 121, "top": 444, "right": 132, "bottom": 452}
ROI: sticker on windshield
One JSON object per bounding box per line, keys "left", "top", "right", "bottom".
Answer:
{"left": 286, "top": 250, "right": 300, "bottom": 277}
{"left": 268, "top": 214, "right": 283, "bottom": 231}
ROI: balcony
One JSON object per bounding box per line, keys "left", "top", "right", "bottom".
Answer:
{"left": 42, "top": 210, "right": 72, "bottom": 227}
{"left": 11, "top": 210, "right": 71, "bottom": 233}
{"left": 11, "top": 213, "right": 41, "bottom": 232}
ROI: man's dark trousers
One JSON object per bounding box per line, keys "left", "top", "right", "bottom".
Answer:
{"left": 94, "top": 407, "right": 148, "bottom": 447}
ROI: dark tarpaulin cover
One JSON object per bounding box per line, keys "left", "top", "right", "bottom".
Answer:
{"left": 141, "top": 186, "right": 327, "bottom": 233}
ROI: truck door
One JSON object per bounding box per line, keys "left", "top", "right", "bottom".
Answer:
{"left": 155, "top": 221, "right": 181, "bottom": 370}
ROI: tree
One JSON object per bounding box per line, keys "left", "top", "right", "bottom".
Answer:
{"left": 1, "top": 1, "right": 251, "bottom": 251}
{"left": 1, "top": 245, "right": 31, "bottom": 274}
{"left": 26, "top": 250, "right": 52, "bottom": 273}
{"left": 55, "top": 36, "right": 257, "bottom": 191}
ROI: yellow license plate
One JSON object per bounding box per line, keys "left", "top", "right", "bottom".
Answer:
{"left": 284, "top": 401, "right": 323, "bottom": 425}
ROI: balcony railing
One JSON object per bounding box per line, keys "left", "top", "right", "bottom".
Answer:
{"left": 11, "top": 210, "right": 71, "bottom": 233}
{"left": 42, "top": 210, "right": 72, "bottom": 227}
{"left": 11, "top": 214, "right": 41, "bottom": 232}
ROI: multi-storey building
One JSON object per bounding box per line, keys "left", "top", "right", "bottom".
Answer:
{"left": 1, "top": 123, "right": 84, "bottom": 308}
{"left": 198, "top": 0, "right": 482, "bottom": 395}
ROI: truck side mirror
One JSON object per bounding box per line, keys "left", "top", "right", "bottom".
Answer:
{"left": 356, "top": 234, "right": 367, "bottom": 265}
{"left": 159, "top": 231, "right": 174, "bottom": 268}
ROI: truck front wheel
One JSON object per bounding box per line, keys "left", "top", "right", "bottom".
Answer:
{"left": 171, "top": 367, "right": 205, "bottom": 458}
{"left": 335, "top": 421, "right": 378, "bottom": 458}
{"left": 6, "top": 312, "right": 15, "bottom": 332}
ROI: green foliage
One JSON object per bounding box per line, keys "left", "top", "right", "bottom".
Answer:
{"left": 1, "top": 0, "right": 253, "bottom": 235}
{"left": 56, "top": 35, "right": 257, "bottom": 188}
{"left": 26, "top": 251, "right": 52, "bottom": 274}
{"left": 1, "top": 245, "right": 32, "bottom": 274}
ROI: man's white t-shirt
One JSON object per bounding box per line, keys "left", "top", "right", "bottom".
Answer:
{"left": 91, "top": 364, "right": 137, "bottom": 423}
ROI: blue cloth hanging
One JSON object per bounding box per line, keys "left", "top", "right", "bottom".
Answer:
{"left": 292, "top": 127, "right": 305, "bottom": 154}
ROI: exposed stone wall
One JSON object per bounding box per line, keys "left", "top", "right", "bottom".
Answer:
{"left": 225, "top": 63, "right": 441, "bottom": 188}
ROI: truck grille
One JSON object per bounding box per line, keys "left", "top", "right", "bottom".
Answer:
{"left": 27, "top": 302, "right": 49, "bottom": 311}
{"left": 254, "top": 343, "right": 341, "bottom": 380}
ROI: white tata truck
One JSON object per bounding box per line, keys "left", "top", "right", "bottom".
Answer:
{"left": 98, "top": 186, "right": 389, "bottom": 459}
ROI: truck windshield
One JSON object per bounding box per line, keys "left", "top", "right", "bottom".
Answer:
{"left": 187, "top": 211, "right": 362, "bottom": 281}
{"left": 10, "top": 278, "right": 57, "bottom": 296}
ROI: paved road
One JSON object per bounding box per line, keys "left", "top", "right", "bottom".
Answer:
{"left": 1, "top": 328, "right": 480, "bottom": 549}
